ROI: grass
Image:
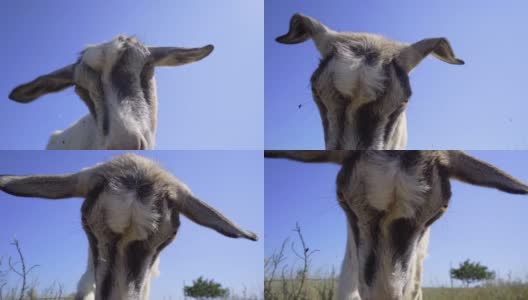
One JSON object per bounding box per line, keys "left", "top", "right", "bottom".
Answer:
{"left": 423, "top": 282, "right": 528, "bottom": 300}
{"left": 266, "top": 278, "right": 336, "bottom": 300}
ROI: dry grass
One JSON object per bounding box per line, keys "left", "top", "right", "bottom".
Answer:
{"left": 266, "top": 278, "right": 528, "bottom": 300}
{"left": 265, "top": 223, "right": 336, "bottom": 300}
{"left": 267, "top": 277, "right": 336, "bottom": 300}
{"left": 423, "top": 281, "right": 528, "bottom": 300}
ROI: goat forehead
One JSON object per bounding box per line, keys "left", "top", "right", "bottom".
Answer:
{"left": 81, "top": 36, "right": 150, "bottom": 72}
{"left": 338, "top": 152, "right": 449, "bottom": 219}
{"left": 105, "top": 153, "right": 166, "bottom": 175}
{"left": 313, "top": 38, "right": 410, "bottom": 110}
{"left": 101, "top": 190, "right": 161, "bottom": 239}
{"left": 342, "top": 153, "right": 426, "bottom": 199}
{"left": 337, "top": 32, "right": 404, "bottom": 54}
{"left": 84, "top": 180, "right": 177, "bottom": 243}
{"left": 82, "top": 153, "right": 187, "bottom": 217}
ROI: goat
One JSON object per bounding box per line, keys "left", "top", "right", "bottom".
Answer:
{"left": 0, "top": 153, "right": 258, "bottom": 300}
{"left": 276, "top": 14, "right": 464, "bottom": 149}
{"left": 265, "top": 150, "right": 527, "bottom": 300}
{"left": 9, "top": 36, "right": 213, "bottom": 150}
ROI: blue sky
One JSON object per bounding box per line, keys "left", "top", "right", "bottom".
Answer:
{"left": 0, "top": 151, "right": 263, "bottom": 299}
{"left": 264, "top": 151, "right": 528, "bottom": 286}
{"left": 0, "top": 0, "right": 263, "bottom": 150}
{"left": 265, "top": 0, "right": 528, "bottom": 150}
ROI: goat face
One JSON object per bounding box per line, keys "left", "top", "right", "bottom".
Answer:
{"left": 277, "top": 14, "right": 464, "bottom": 150}
{"left": 80, "top": 156, "right": 183, "bottom": 300}
{"left": 336, "top": 151, "right": 451, "bottom": 299}
{"left": 9, "top": 36, "right": 214, "bottom": 150}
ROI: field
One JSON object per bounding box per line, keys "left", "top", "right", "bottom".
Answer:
{"left": 423, "top": 284, "right": 528, "bottom": 300}
{"left": 265, "top": 278, "right": 528, "bottom": 300}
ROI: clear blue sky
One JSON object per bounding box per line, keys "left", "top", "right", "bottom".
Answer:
{"left": 265, "top": 151, "right": 528, "bottom": 286}
{"left": 0, "top": 0, "right": 263, "bottom": 150}
{"left": 265, "top": 0, "right": 528, "bottom": 150}
{"left": 0, "top": 151, "right": 263, "bottom": 299}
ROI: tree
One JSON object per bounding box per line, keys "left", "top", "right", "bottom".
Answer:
{"left": 184, "top": 276, "right": 229, "bottom": 299}
{"left": 450, "top": 259, "right": 495, "bottom": 287}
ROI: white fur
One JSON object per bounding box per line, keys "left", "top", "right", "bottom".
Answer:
{"left": 345, "top": 153, "right": 429, "bottom": 218}
{"left": 46, "top": 111, "right": 154, "bottom": 150}
{"left": 77, "top": 249, "right": 96, "bottom": 300}
{"left": 337, "top": 226, "right": 362, "bottom": 300}
{"left": 47, "top": 115, "right": 103, "bottom": 149}
{"left": 103, "top": 190, "right": 160, "bottom": 240}
{"left": 384, "top": 113, "right": 407, "bottom": 150}
{"left": 82, "top": 38, "right": 127, "bottom": 73}
{"left": 332, "top": 52, "right": 386, "bottom": 103}
{"left": 82, "top": 46, "right": 105, "bottom": 72}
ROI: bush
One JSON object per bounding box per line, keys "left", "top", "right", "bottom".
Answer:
{"left": 184, "top": 276, "right": 230, "bottom": 299}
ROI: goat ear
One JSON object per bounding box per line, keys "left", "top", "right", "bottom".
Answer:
{"left": 148, "top": 45, "right": 214, "bottom": 67}
{"left": 0, "top": 173, "right": 87, "bottom": 199}
{"left": 397, "top": 38, "right": 464, "bottom": 73}
{"left": 9, "top": 64, "right": 75, "bottom": 103}
{"left": 173, "top": 194, "right": 258, "bottom": 241}
{"left": 444, "top": 151, "right": 528, "bottom": 194}
{"left": 276, "top": 13, "right": 329, "bottom": 44}
{"left": 264, "top": 150, "right": 345, "bottom": 164}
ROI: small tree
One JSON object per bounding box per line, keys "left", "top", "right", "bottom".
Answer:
{"left": 450, "top": 259, "right": 495, "bottom": 287}
{"left": 7, "top": 239, "right": 39, "bottom": 300}
{"left": 184, "top": 276, "right": 229, "bottom": 299}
